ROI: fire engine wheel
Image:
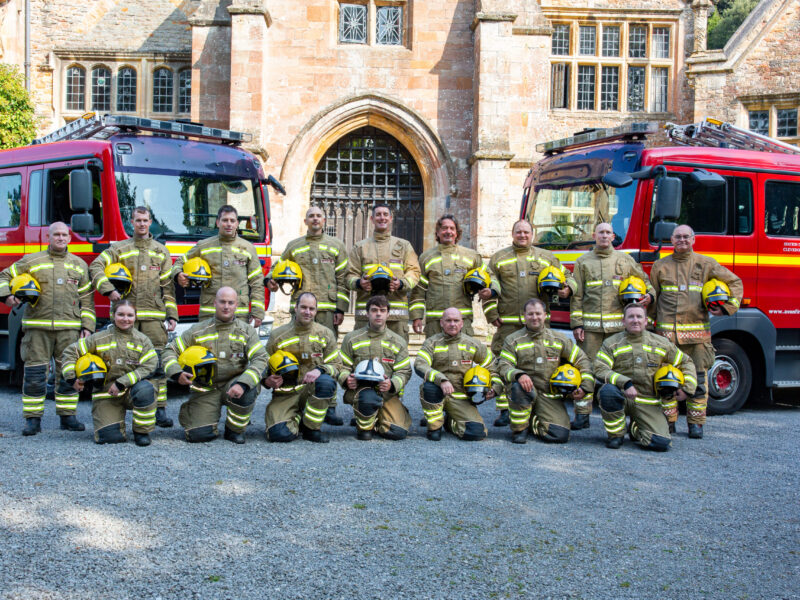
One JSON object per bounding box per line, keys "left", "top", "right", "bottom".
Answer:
{"left": 707, "top": 339, "right": 752, "bottom": 415}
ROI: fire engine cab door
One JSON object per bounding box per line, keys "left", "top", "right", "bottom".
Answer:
{"left": 26, "top": 167, "right": 45, "bottom": 253}
{"left": 758, "top": 172, "right": 800, "bottom": 331}
{"left": 0, "top": 166, "right": 29, "bottom": 275}
{"left": 39, "top": 161, "right": 103, "bottom": 253}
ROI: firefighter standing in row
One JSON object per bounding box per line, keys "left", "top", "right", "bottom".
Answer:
{"left": 569, "top": 222, "right": 655, "bottom": 430}
{"left": 89, "top": 206, "right": 177, "bottom": 428}
{"left": 414, "top": 307, "right": 496, "bottom": 441}
{"left": 0, "top": 222, "right": 95, "bottom": 436}
{"left": 164, "top": 287, "right": 268, "bottom": 444}
{"left": 484, "top": 219, "right": 576, "bottom": 427}
{"left": 649, "top": 224, "right": 743, "bottom": 438}
{"left": 267, "top": 205, "right": 349, "bottom": 425}
{"left": 410, "top": 214, "right": 494, "bottom": 338}
{"left": 594, "top": 302, "right": 697, "bottom": 450}
{"left": 347, "top": 203, "right": 420, "bottom": 341}
{"left": 263, "top": 292, "right": 341, "bottom": 443}
{"left": 496, "top": 298, "right": 593, "bottom": 444}
{"left": 173, "top": 204, "right": 265, "bottom": 326}
{"left": 339, "top": 295, "right": 412, "bottom": 440}
{"left": 62, "top": 300, "right": 159, "bottom": 446}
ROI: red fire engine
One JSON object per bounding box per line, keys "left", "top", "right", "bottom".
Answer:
{"left": 520, "top": 118, "right": 800, "bottom": 414}
{"left": 0, "top": 114, "right": 279, "bottom": 381}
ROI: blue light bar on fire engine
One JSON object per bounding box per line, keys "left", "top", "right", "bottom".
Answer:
{"left": 536, "top": 122, "right": 657, "bottom": 155}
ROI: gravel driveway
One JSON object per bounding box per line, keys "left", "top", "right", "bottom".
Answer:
{"left": 1, "top": 373, "right": 798, "bottom": 600}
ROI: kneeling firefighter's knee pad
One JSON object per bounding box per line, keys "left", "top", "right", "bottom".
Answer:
{"left": 23, "top": 364, "right": 48, "bottom": 397}
{"left": 130, "top": 381, "right": 156, "bottom": 407}
{"left": 379, "top": 424, "right": 407, "bottom": 440}
{"left": 598, "top": 385, "right": 625, "bottom": 412}
{"left": 461, "top": 421, "right": 486, "bottom": 441}
{"left": 96, "top": 423, "right": 126, "bottom": 444}
{"left": 647, "top": 434, "right": 671, "bottom": 452}
{"left": 313, "top": 374, "right": 337, "bottom": 399}
{"left": 422, "top": 381, "right": 444, "bottom": 404}
{"left": 267, "top": 422, "right": 298, "bottom": 443}
{"left": 544, "top": 423, "right": 570, "bottom": 444}
{"left": 185, "top": 425, "right": 217, "bottom": 443}
{"left": 510, "top": 382, "right": 535, "bottom": 407}
{"left": 356, "top": 388, "right": 382, "bottom": 416}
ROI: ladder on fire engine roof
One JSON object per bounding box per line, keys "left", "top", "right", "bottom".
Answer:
{"left": 31, "top": 113, "right": 252, "bottom": 146}
{"left": 664, "top": 117, "right": 800, "bottom": 155}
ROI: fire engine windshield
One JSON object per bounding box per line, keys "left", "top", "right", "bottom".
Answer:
{"left": 115, "top": 168, "right": 265, "bottom": 242}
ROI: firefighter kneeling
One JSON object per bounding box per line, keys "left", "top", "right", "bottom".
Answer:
{"left": 163, "top": 287, "right": 268, "bottom": 444}
{"left": 594, "top": 303, "right": 698, "bottom": 451}
{"left": 339, "top": 295, "right": 412, "bottom": 440}
{"left": 262, "top": 292, "right": 341, "bottom": 443}
{"left": 496, "top": 298, "right": 593, "bottom": 444}
{"left": 414, "top": 307, "right": 497, "bottom": 441}
{"left": 61, "top": 301, "right": 158, "bottom": 446}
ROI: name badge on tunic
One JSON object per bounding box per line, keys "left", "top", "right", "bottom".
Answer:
{"left": 219, "top": 351, "right": 226, "bottom": 359}
{"left": 57, "top": 278, "right": 63, "bottom": 285}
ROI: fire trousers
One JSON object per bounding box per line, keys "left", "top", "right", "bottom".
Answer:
{"left": 663, "top": 341, "right": 714, "bottom": 426}
{"left": 136, "top": 320, "right": 168, "bottom": 409}
{"left": 490, "top": 324, "right": 524, "bottom": 413}
{"left": 345, "top": 386, "right": 411, "bottom": 439}
{"left": 21, "top": 329, "right": 80, "bottom": 418}
{"left": 178, "top": 381, "right": 260, "bottom": 442}
{"left": 508, "top": 382, "right": 571, "bottom": 443}
{"left": 598, "top": 384, "right": 671, "bottom": 451}
{"left": 265, "top": 374, "right": 337, "bottom": 442}
{"left": 92, "top": 380, "right": 157, "bottom": 443}
{"left": 421, "top": 381, "right": 486, "bottom": 440}
{"left": 574, "top": 330, "right": 616, "bottom": 416}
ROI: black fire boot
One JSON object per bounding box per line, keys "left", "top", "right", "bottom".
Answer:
{"left": 605, "top": 436, "right": 624, "bottom": 449}
{"left": 570, "top": 413, "right": 590, "bottom": 430}
{"left": 426, "top": 428, "right": 442, "bottom": 441}
{"left": 223, "top": 428, "right": 246, "bottom": 444}
{"left": 23, "top": 417, "right": 41, "bottom": 436}
{"left": 60, "top": 415, "right": 85, "bottom": 431}
{"left": 155, "top": 407, "right": 173, "bottom": 428}
{"left": 134, "top": 432, "right": 152, "bottom": 447}
{"left": 323, "top": 407, "right": 343, "bottom": 426}
{"left": 494, "top": 410, "right": 510, "bottom": 427}
{"left": 511, "top": 429, "right": 527, "bottom": 444}
{"left": 356, "top": 429, "right": 373, "bottom": 441}
{"left": 688, "top": 423, "right": 704, "bottom": 439}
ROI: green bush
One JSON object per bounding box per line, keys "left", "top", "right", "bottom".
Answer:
{"left": 707, "top": 0, "right": 760, "bottom": 50}
{"left": 0, "top": 64, "right": 37, "bottom": 149}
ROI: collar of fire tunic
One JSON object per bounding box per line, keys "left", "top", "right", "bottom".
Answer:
{"left": 133, "top": 232, "right": 154, "bottom": 247}
{"left": 523, "top": 323, "right": 546, "bottom": 339}
{"left": 437, "top": 242, "right": 456, "bottom": 253}
{"left": 593, "top": 245, "right": 613, "bottom": 258}
{"left": 218, "top": 230, "right": 238, "bottom": 244}
{"left": 305, "top": 231, "right": 324, "bottom": 242}
{"left": 47, "top": 245, "right": 67, "bottom": 258}
{"left": 292, "top": 318, "right": 314, "bottom": 333}
{"left": 107, "top": 323, "right": 134, "bottom": 338}
{"left": 213, "top": 316, "right": 236, "bottom": 329}
{"left": 512, "top": 241, "right": 532, "bottom": 254}
{"left": 623, "top": 330, "right": 645, "bottom": 343}
{"left": 373, "top": 230, "right": 392, "bottom": 242}
{"left": 366, "top": 324, "right": 387, "bottom": 337}
{"left": 671, "top": 248, "right": 694, "bottom": 262}
{"left": 442, "top": 330, "right": 463, "bottom": 343}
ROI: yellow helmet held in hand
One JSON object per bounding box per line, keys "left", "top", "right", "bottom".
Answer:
{"left": 463, "top": 267, "right": 491, "bottom": 299}
{"left": 75, "top": 353, "right": 107, "bottom": 384}
{"left": 269, "top": 350, "right": 300, "bottom": 385}
{"left": 178, "top": 345, "right": 217, "bottom": 386}
{"left": 702, "top": 278, "right": 731, "bottom": 311}
{"left": 463, "top": 365, "right": 492, "bottom": 405}
{"left": 537, "top": 266, "right": 565, "bottom": 295}
{"left": 104, "top": 263, "right": 133, "bottom": 297}
{"left": 364, "top": 264, "right": 393, "bottom": 295}
{"left": 549, "top": 363, "right": 581, "bottom": 396}
{"left": 618, "top": 276, "right": 647, "bottom": 305}
{"left": 182, "top": 257, "right": 212, "bottom": 288}
{"left": 10, "top": 273, "right": 41, "bottom": 307}
{"left": 271, "top": 260, "right": 303, "bottom": 295}
{"left": 654, "top": 364, "right": 684, "bottom": 398}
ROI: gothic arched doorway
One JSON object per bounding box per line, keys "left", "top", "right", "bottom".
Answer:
{"left": 310, "top": 126, "right": 424, "bottom": 253}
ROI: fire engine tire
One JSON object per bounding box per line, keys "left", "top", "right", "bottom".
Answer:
{"left": 707, "top": 338, "right": 752, "bottom": 416}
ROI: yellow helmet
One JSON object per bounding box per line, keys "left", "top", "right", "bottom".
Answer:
{"left": 269, "top": 350, "right": 299, "bottom": 385}
{"left": 618, "top": 276, "right": 647, "bottom": 305}
{"left": 463, "top": 365, "right": 492, "bottom": 405}
{"left": 75, "top": 353, "right": 107, "bottom": 384}
{"left": 702, "top": 278, "right": 731, "bottom": 310}
{"left": 178, "top": 345, "right": 217, "bottom": 386}
{"left": 10, "top": 273, "right": 41, "bottom": 307}
{"left": 104, "top": 263, "right": 133, "bottom": 297}
{"left": 463, "top": 267, "right": 491, "bottom": 299}
{"left": 364, "top": 264, "right": 393, "bottom": 295}
{"left": 271, "top": 260, "right": 303, "bottom": 295}
{"left": 183, "top": 257, "right": 212, "bottom": 288}
{"left": 654, "top": 364, "right": 685, "bottom": 398}
{"left": 537, "top": 265, "right": 565, "bottom": 295}
{"left": 549, "top": 363, "right": 581, "bottom": 396}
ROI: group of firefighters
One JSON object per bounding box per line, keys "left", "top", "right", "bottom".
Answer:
{"left": 0, "top": 201, "right": 743, "bottom": 450}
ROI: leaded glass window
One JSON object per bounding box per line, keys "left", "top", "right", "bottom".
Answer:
{"left": 377, "top": 6, "right": 402, "bottom": 45}
{"left": 178, "top": 69, "right": 191, "bottom": 113}
{"left": 602, "top": 26, "right": 620, "bottom": 57}
{"left": 551, "top": 63, "right": 570, "bottom": 109}
{"left": 91, "top": 67, "right": 111, "bottom": 111}
{"left": 749, "top": 111, "right": 769, "bottom": 135}
{"left": 577, "top": 65, "right": 595, "bottom": 110}
{"left": 552, "top": 24, "right": 570, "bottom": 55}
{"left": 650, "top": 67, "right": 668, "bottom": 112}
{"left": 653, "top": 27, "right": 670, "bottom": 58}
{"left": 579, "top": 26, "right": 596, "bottom": 55}
{"left": 777, "top": 109, "right": 798, "bottom": 137}
{"left": 152, "top": 67, "right": 173, "bottom": 113}
{"left": 601, "top": 66, "right": 618, "bottom": 111}
{"left": 66, "top": 66, "right": 85, "bottom": 111}
{"left": 629, "top": 25, "right": 647, "bottom": 58}
{"left": 339, "top": 3, "right": 367, "bottom": 44}
{"left": 627, "top": 66, "right": 645, "bottom": 112}
{"left": 117, "top": 67, "right": 136, "bottom": 112}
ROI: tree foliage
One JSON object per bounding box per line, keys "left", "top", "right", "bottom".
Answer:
{"left": 0, "top": 64, "right": 37, "bottom": 149}
{"left": 708, "top": 0, "right": 760, "bottom": 50}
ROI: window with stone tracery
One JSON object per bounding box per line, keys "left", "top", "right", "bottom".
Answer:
{"left": 338, "top": 1, "right": 408, "bottom": 47}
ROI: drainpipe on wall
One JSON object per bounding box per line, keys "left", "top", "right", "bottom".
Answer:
{"left": 24, "top": 0, "right": 31, "bottom": 91}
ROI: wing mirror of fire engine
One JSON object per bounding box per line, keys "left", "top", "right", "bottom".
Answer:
{"left": 263, "top": 174, "right": 286, "bottom": 195}
{"left": 653, "top": 221, "right": 677, "bottom": 242}
{"left": 690, "top": 168, "right": 725, "bottom": 188}
{"left": 654, "top": 176, "right": 682, "bottom": 221}
{"left": 601, "top": 170, "right": 633, "bottom": 188}
{"left": 69, "top": 169, "right": 93, "bottom": 212}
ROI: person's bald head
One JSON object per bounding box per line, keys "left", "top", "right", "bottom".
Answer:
{"left": 440, "top": 307, "right": 464, "bottom": 337}
{"left": 48, "top": 221, "right": 71, "bottom": 252}
{"left": 671, "top": 224, "right": 695, "bottom": 255}
{"left": 214, "top": 286, "right": 238, "bottom": 322}
{"left": 594, "top": 222, "right": 615, "bottom": 250}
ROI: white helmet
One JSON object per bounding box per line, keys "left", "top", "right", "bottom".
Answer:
{"left": 353, "top": 359, "right": 386, "bottom": 386}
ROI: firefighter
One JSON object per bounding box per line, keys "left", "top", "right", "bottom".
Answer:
{"left": 266, "top": 205, "right": 348, "bottom": 425}
{"left": 346, "top": 203, "right": 421, "bottom": 341}
{"left": 89, "top": 206, "right": 177, "bottom": 428}
{"left": 569, "top": 222, "right": 655, "bottom": 430}
{"left": 0, "top": 222, "right": 95, "bottom": 436}
{"left": 594, "top": 302, "right": 698, "bottom": 450}
{"left": 61, "top": 300, "right": 158, "bottom": 446}
{"left": 414, "top": 307, "right": 497, "bottom": 441}
{"left": 339, "top": 295, "right": 412, "bottom": 440}
{"left": 262, "top": 292, "right": 342, "bottom": 443}
{"left": 410, "top": 214, "right": 495, "bottom": 338}
{"left": 495, "top": 298, "right": 593, "bottom": 444}
{"left": 649, "top": 224, "right": 743, "bottom": 438}
{"left": 173, "top": 205, "right": 265, "bottom": 326}
{"left": 483, "top": 219, "right": 576, "bottom": 427}
{"left": 163, "top": 287, "right": 268, "bottom": 444}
